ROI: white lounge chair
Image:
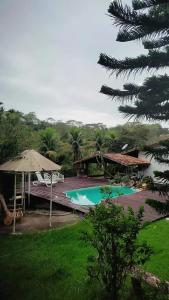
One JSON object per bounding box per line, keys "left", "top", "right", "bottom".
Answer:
{"left": 33, "top": 172, "right": 45, "bottom": 185}
{"left": 53, "top": 172, "right": 64, "bottom": 183}
{"left": 33, "top": 172, "right": 58, "bottom": 187}
{"left": 44, "top": 173, "right": 58, "bottom": 186}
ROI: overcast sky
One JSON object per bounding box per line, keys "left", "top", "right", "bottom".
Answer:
{"left": 0, "top": 0, "right": 158, "bottom": 126}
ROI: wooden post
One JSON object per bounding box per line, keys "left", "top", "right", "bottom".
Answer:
{"left": 49, "top": 172, "right": 53, "bottom": 227}
{"left": 13, "top": 173, "right": 17, "bottom": 234}
{"left": 28, "top": 173, "right": 31, "bottom": 206}
{"left": 104, "top": 162, "right": 107, "bottom": 178}
{"left": 21, "top": 172, "right": 25, "bottom": 212}
{"left": 86, "top": 163, "right": 88, "bottom": 177}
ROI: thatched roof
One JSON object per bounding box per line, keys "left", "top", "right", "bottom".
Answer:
{"left": 0, "top": 149, "right": 61, "bottom": 172}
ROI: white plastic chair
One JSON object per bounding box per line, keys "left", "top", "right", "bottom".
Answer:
{"left": 33, "top": 172, "right": 45, "bottom": 185}
{"left": 52, "top": 172, "right": 64, "bottom": 183}
{"left": 44, "top": 173, "right": 58, "bottom": 186}
{"left": 33, "top": 172, "right": 58, "bottom": 187}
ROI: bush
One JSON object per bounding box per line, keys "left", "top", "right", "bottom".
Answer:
{"left": 141, "top": 176, "right": 154, "bottom": 189}
{"left": 111, "top": 173, "right": 123, "bottom": 184}
{"left": 84, "top": 203, "right": 152, "bottom": 300}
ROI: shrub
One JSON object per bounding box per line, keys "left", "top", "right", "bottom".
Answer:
{"left": 84, "top": 203, "right": 152, "bottom": 300}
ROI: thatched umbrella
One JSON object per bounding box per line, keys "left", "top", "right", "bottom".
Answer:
{"left": 0, "top": 149, "right": 61, "bottom": 233}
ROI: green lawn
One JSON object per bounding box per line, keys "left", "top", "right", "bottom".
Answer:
{"left": 0, "top": 219, "right": 168, "bottom": 300}
{"left": 139, "top": 219, "right": 169, "bottom": 281}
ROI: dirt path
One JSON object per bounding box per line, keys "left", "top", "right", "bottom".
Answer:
{"left": 0, "top": 210, "right": 80, "bottom": 234}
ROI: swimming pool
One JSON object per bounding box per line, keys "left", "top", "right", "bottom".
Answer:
{"left": 65, "top": 185, "right": 138, "bottom": 206}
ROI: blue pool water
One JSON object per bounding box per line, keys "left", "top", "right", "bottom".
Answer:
{"left": 65, "top": 185, "right": 138, "bottom": 206}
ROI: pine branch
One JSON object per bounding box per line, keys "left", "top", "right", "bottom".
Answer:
{"left": 123, "top": 83, "right": 141, "bottom": 92}
{"left": 119, "top": 104, "right": 148, "bottom": 120}
{"left": 100, "top": 75, "right": 169, "bottom": 120}
{"left": 100, "top": 85, "right": 140, "bottom": 101}
{"left": 132, "top": 0, "right": 169, "bottom": 10}
{"left": 119, "top": 102, "right": 169, "bottom": 121}
{"left": 144, "top": 141, "right": 169, "bottom": 163}
{"left": 117, "top": 27, "right": 169, "bottom": 43}
{"left": 143, "top": 36, "right": 169, "bottom": 48}
{"left": 108, "top": 1, "right": 169, "bottom": 42}
{"left": 118, "top": 97, "right": 169, "bottom": 120}
{"left": 98, "top": 48, "right": 169, "bottom": 77}
{"left": 108, "top": 1, "right": 141, "bottom": 28}
{"left": 146, "top": 198, "right": 169, "bottom": 214}
{"left": 140, "top": 74, "right": 169, "bottom": 93}
{"left": 154, "top": 170, "right": 169, "bottom": 181}
{"left": 100, "top": 74, "right": 169, "bottom": 121}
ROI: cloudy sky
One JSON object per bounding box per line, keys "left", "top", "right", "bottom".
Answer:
{"left": 0, "top": 0, "right": 153, "bottom": 126}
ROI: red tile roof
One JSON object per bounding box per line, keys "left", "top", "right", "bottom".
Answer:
{"left": 104, "top": 153, "right": 150, "bottom": 166}
{"left": 75, "top": 152, "right": 150, "bottom": 166}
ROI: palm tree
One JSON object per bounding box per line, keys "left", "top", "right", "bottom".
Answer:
{"left": 94, "top": 129, "right": 105, "bottom": 152}
{"left": 69, "top": 127, "right": 83, "bottom": 162}
{"left": 40, "top": 127, "right": 60, "bottom": 161}
{"left": 105, "top": 131, "right": 116, "bottom": 152}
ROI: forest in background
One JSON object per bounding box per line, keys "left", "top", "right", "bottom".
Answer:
{"left": 0, "top": 103, "right": 168, "bottom": 176}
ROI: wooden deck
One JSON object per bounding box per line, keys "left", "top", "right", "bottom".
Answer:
{"left": 28, "top": 177, "right": 108, "bottom": 214}
{"left": 112, "top": 190, "right": 167, "bottom": 222}
{"left": 28, "top": 177, "right": 168, "bottom": 222}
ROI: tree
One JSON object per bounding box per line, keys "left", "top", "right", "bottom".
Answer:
{"left": 40, "top": 127, "right": 60, "bottom": 161}
{"left": 98, "top": 0, "right": 169, "bottom": 214}
{"left": 68, "top": 127, "right": 83, "bottom": 162}
{"left": 0, "top": 108, "right": 37, "bottom": 163}
{"left": 94, "top": 129, "right": 105, "bottom": 152}
{"left": 101, "top": 75, "right": 169, "bottom": 122}
{"left": 105, "top": 131, "right": 116, "bottom": 151}
{"left": 84, "top": 201, "right": 151, "bottom": 300}
{"left": 24, "top": 112, "right": 40, "bottom": 128}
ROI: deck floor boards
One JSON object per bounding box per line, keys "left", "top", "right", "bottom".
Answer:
{"left": 28, "top": 177, "right": 168, "bottom": 221}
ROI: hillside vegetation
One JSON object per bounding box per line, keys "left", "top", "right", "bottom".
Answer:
{"left": 0, "top": 103, "right": 168, "bottom": 177}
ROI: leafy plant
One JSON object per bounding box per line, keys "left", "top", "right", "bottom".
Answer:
{"left": 121, "top": 175, "right": 130, "bottom": 185}
{"left": 84, "top": 203, "right": 152, "bottom": 300}
{"left": 111, "top": 174, "right": 123, "bottom": 184}
{"left": 100, "top": 185, "right": 112, "bottom": 199}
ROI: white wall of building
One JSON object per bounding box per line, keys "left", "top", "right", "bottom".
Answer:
{"left": 138, "top": 151, "right": 169, "bottom": 178}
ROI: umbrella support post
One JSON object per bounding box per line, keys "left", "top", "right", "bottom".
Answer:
{"left": 21, "top": 172, "right": 25, "bottom": 212}
{"left": 28, "top": 173, "right": 31, "bottom": 207}
{"left": 12, "top": 173, "right": 17, "bottom": 234}
{"left": 49, "top": 173, "right": 53, "bottom": 227}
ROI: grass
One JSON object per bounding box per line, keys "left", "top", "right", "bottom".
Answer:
{"left": 0, "top": 219, "right": 169, "bottom": 300}
{"left": 139, "top": 219, "right": 169, "bottom": 281}
{"left": 0, "top": 221, "right": 99, "bottom": 300}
